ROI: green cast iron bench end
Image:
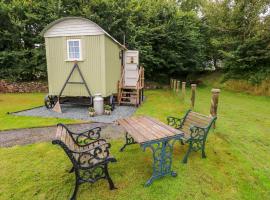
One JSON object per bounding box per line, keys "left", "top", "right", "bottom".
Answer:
{"left": 167, "top": 110, "right": 217, "bottom": 164}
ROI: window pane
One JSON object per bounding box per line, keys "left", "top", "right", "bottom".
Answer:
{"left": 69, "top": 52, "right": 73, "bottom": 59}
{"left": 74, "top": 53, "right": 80, "bottom": 59}
{"left": 68, "top": 40, "right": 80, "bottom": 59}
{"left": 74, "top": 47, "right": 79, "bottom": 53}
{"left": 69, "top": 45, "right": 73, "bottom": 53}
{"left": 73, "top": 41, "right": 79, "bottom": 47}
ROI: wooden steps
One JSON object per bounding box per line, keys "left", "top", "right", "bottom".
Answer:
{"left": 118, "top": 66, "right": 144, "bottom": 106}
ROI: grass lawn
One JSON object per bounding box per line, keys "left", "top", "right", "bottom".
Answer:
{"left": 0, "top": 93, "right": 81, "bottom": 130}
{"left": 0, "top": 88, "right": 270, "bottom": 200}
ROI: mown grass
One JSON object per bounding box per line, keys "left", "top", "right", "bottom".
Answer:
{"left": 0, "top": 93, "right": 81, "bottom": 131}
{"left": 0, "top": 88, "right": 270, "bottom": 200}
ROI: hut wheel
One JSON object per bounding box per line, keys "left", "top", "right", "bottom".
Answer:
{"left": 44, "top": 95, "right": 57, "bottom": 109}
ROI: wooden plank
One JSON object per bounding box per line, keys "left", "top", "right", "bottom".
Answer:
{"left": 121, "top": 118, "right": 155, "bottom": 142}
{"left": 186, "top": 115, "right": 211, "bottom": 125}
{"left": 125, "top": 117, "right": 157, "bottom": 141}
{"left": 189, "top": 112, "right": 212, "bottom": 121}
{"left": 184, "top": 118, "right": 208, "bottom": 127}
{"left": 145, "top": 116, "right": 183, "bottom": 135}
{"left": 132, "top": 117, "right": 168, "bottom": 139}
{"left": 140, "top": 116, "right": 174, "bottom": 137}
{"left": 142, "top": 117, "right": 176, "bottom": 138}
{"left": 118, "top": 116, "right": 184, "bottom": 143}
{"left": 118, "top": 118, "right": 149, "bottom": 143}
{"left": 118, "top": 118, "right": 148, "bottom": 143}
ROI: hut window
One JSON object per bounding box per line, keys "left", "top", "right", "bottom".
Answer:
{"left": 67, "top": 39, "right": 82, "bottom": 60}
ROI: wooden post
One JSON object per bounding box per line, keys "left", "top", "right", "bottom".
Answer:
{"left": 176, "top": 81, "right": 180, "bottom": 93}
{"left": 210, "top": 88, "right": 221, "bottom": 128}
{"left": 173, "top": 79, "right": 177, "bottom": 92}
{"left": 182, "top": 82, "right": 186, "bottom": 99}
{"left": 190, "top": 84, "right": 196, "bottom": 109}
{"left": 170, "top": 78, "right": 173, "bottom": 89}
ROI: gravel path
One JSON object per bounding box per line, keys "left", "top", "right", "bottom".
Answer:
{"left": 0, "top": 123, "right": 125, "bottom": 148}
{"left": 12, "top": 105, "right": 137, "bottom": 123}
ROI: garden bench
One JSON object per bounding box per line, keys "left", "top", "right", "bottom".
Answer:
{"left": 52, "top": 123, "right": 116, "bottom": 200}
{"left": 167, "top": 110, "right": 216, "bottom": 163}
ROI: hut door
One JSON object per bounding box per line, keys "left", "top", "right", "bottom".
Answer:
{"left": 124, "top": 50, "right": 139, "bottom": 87}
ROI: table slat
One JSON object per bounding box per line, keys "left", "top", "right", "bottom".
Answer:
{"left": 118, "top": 116, "right": 183, "bottom": 144}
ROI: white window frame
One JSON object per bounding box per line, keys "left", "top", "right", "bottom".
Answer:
{"left": 66, "top": 39, "right": 82, "bottom": 61}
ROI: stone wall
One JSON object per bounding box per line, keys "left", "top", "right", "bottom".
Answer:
{"left": 0, "top": 80, "right": 48, "bottom": 93}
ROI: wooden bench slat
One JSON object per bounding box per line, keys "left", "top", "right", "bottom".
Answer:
{"left": 188, "top": 112, "right": 212, "bottom": 122}
{"left": 183, "top": 118, "right": 209, "bottom": 128}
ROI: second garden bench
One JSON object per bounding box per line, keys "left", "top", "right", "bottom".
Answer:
{"left": 52, "top": 124, "right": 116, "bottom": 200}
{"left": 167, "top": 110, "right": 216, "bottom": 163}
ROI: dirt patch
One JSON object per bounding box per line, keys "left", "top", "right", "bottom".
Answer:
{"left": 0, "top": 123, "right": 125, "bottom": 148}
{"left": 0, "top": 80, "right": 48, "bottom": 93}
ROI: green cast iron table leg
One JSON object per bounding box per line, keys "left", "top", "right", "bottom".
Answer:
{"left": 141, "top": 138, "right": 179, "bottom": 186}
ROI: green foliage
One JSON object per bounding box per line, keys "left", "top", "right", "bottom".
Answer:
{"left": 88, "top": 107, "right": 95, "bottom": 112}
{"left": 0, "top": 0, "right": 269, "bottom": 82}
{"left": 0, "top": 0, "right": 209, "bottom": 81}
{"left": 0, "top": 48, "right": 46, "bottom": 81}
{"left": 202, "top": 0, "right": 270, "bottom": 83}
{"left": 104, "top": 104, "right": 112, "bottom": 111}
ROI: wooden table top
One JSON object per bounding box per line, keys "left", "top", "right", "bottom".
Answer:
{"left": 117, "top": 116, "right": 183, "bottom": 144}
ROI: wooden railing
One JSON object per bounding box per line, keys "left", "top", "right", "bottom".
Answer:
{"left": 137, "top": 66, "right": 144, "bottom": 89}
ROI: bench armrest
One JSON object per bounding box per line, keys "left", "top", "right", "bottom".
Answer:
{"left": 189, "top": 125, "right": 207, "bottom": 140}
{"left": 57, "top": 123, "right": 101, "bottom": 147}
{"left": 52, "top": 138, "right": 116, "bottom": 169}
{"left": 167, "top": 116, "right": 183, "bottom": 129}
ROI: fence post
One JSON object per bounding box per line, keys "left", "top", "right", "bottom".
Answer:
{"left": 170, "top": 78, "right": 173, "bottom": 89}
{"left": 191, "top": 84, "right": 196, "bottom": 109}
{"left": 176, "top": 81, "right": 180, "bottom": 93}
{"left": 182, "top": 82, "right": 186, "bottom": 100}
{"left": 210, "top": 88, "right": 221, "bottom": 128}
{"left": 173, "top": 79, "right": 177, "bottom": 92}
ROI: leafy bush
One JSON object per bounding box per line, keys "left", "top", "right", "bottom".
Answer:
{"left": 0, "top": 48, "right": 46, "bottom": 81}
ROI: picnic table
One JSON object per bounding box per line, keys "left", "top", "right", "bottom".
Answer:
{"left": 117, "top": 116, "right": 184, "bottom": 186}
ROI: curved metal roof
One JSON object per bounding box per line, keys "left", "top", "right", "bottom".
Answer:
{"left": 40, "top": 17, "right": 126, "bottom": 49}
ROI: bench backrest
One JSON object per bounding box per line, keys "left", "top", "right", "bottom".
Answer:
{"left": 55, "top": 124, "right": 79, "bottom": 151}
{"left": 181, "top": 110, "right": 215, "bottom": 134}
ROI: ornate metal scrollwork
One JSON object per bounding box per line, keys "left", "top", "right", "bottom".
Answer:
{"left": 119, "top": 132, "right": 137, "bottom": 152}
{"left": 79, "top": 165, "right": 106, "bottom": 183}
{"left": 189, "top": 126, "right": 206, "bottom": 152}
{"left": 73, "top": 141, "right": 111, "bottom": 168}
{"left": 52, "top": 125, "right": 116, "bottom": 200}
{"left": 73, "top": 127, "right": 101, "bottom": 146}
{"left": 141, "top": 138, "right": 179, "bottom": 186}
{"left": 57, "top": 123, "right": 101, "bottom": 147}
{"left": 167, "top": 117, "right": 182, "bottom": 129}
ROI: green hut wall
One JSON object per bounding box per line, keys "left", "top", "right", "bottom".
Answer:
{"left": 45, "top": 34, "right": 121, "bottom": 97}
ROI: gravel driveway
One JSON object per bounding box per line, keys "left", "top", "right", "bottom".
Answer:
{"left": 0, "top": 123, "right": 126, "bottom": 148}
